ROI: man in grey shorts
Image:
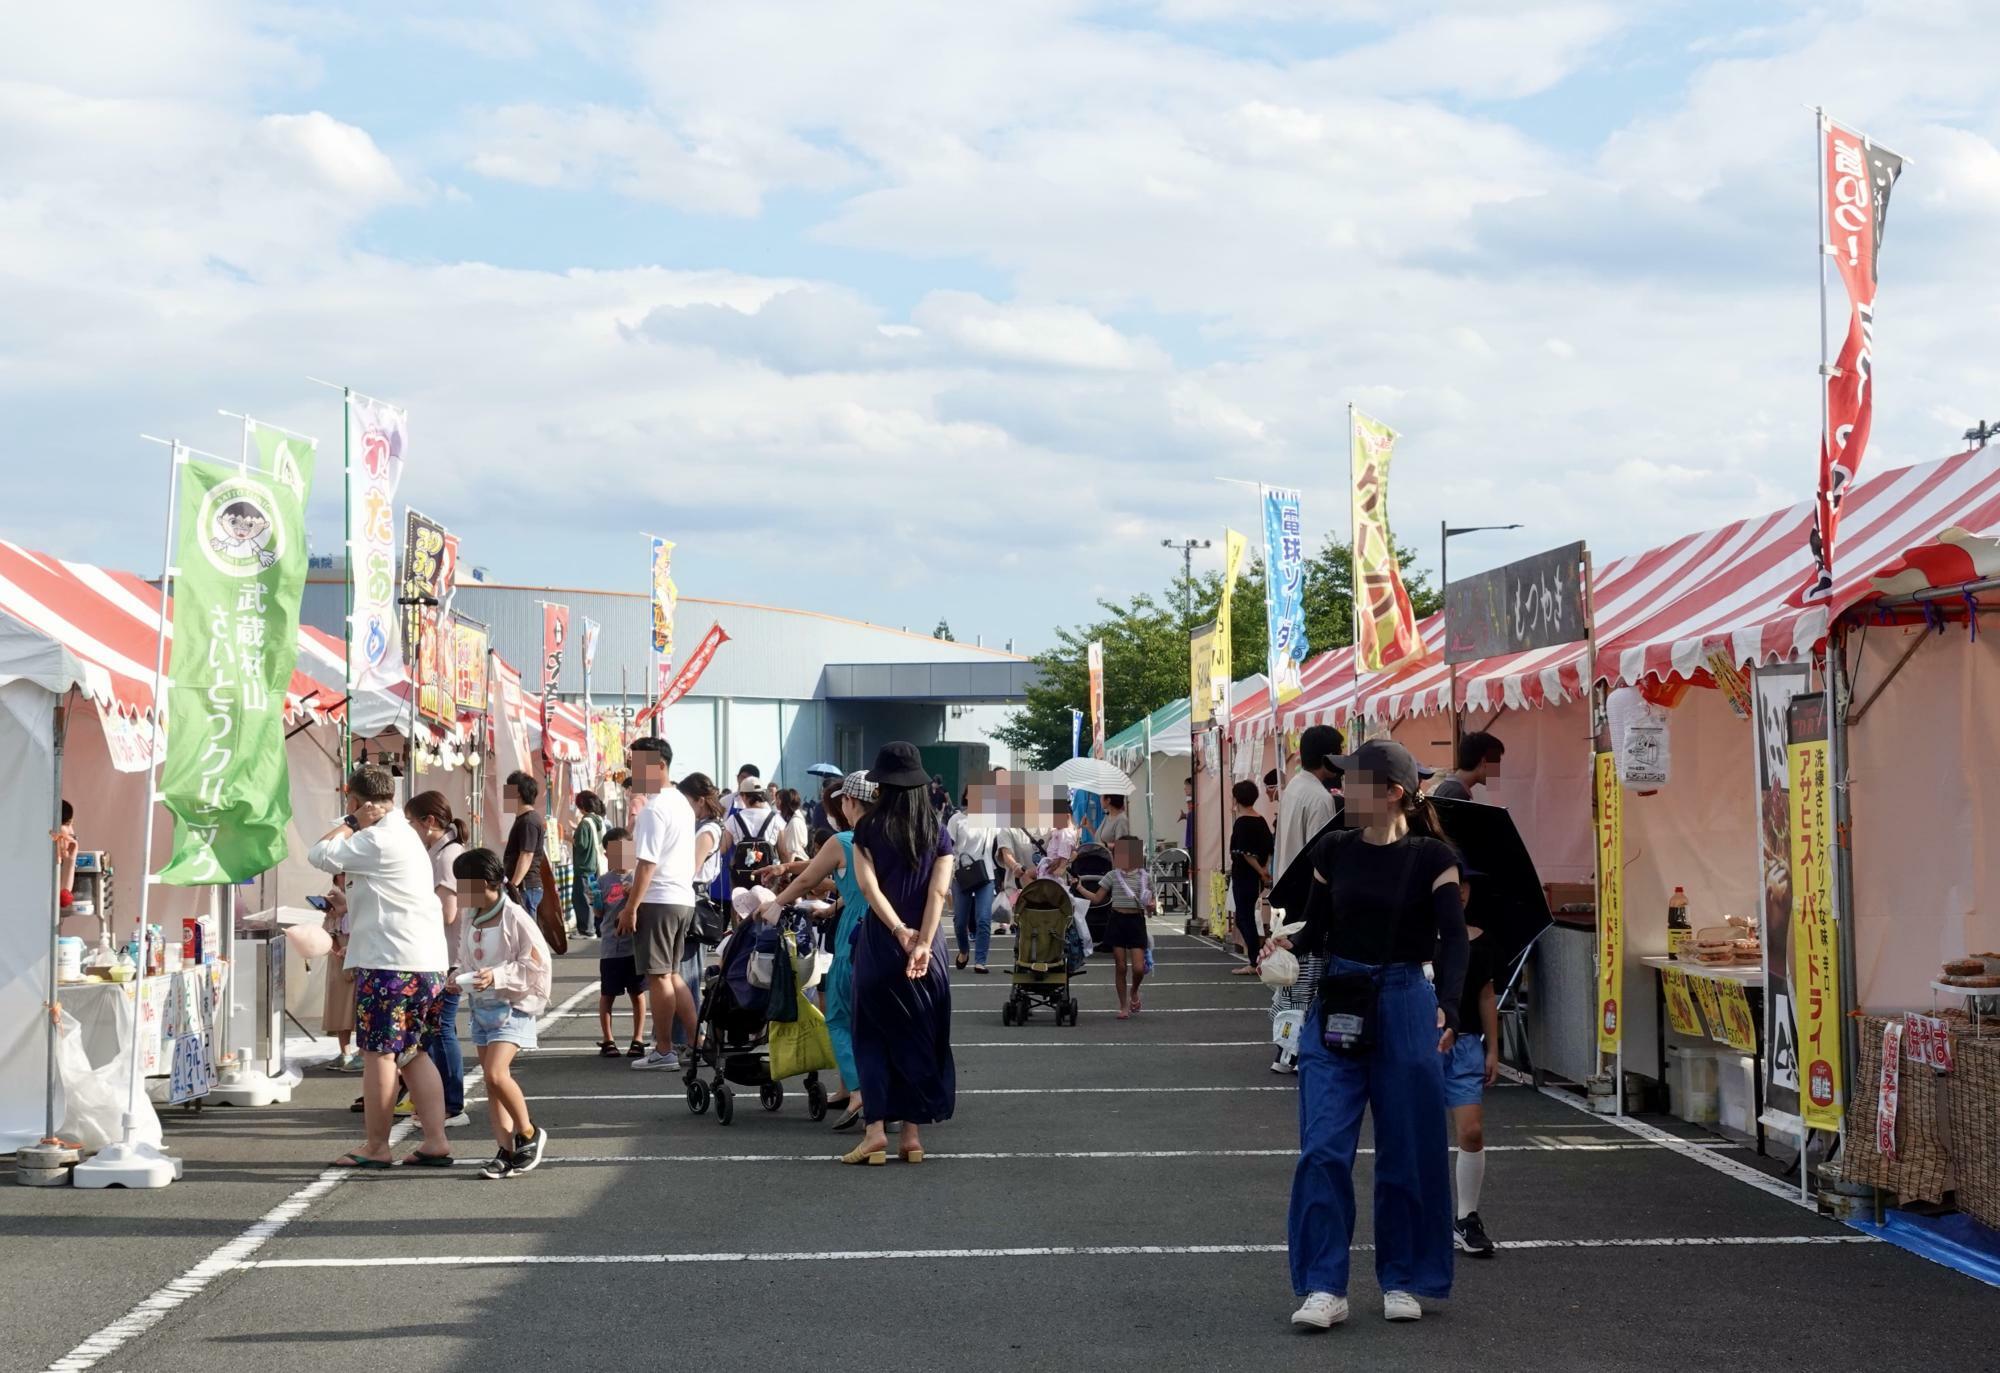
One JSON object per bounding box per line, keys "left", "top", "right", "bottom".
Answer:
{"left": 615, "top": 736, "right": 698, "bottom": 1071}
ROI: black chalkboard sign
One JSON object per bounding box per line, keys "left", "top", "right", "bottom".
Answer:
{"left": 1444, "top": 541, "right": 1589, "bottom": 663}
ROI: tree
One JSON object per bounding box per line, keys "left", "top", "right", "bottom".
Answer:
{"left": 998, "top": 538, "right": 1439, "bottom": 764}
{"left": 933, "top": 617, "right": 955, "bottom": 642}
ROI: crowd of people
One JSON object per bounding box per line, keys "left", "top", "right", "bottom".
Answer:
{"left": 304, "top": 727, "right": 1513, "bottom": 1327}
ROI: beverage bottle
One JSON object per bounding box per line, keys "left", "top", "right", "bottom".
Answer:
{"left": 1667, "top": 886, "right": 1690, "bottom": 960}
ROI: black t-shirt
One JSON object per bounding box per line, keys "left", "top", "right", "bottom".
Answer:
{"left": 1228, "top": 814, "right": 1273, "bottom": 882}
{"left": 1298, "top": 828, "right": 1470, "bottom": 1027}
{"left": 504, "top": 809, "right": 546, "bottom": 885}
{"left": 1457, "top": 935, "right": 1496, "bottom": 1036}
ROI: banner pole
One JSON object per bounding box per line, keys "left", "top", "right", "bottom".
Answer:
{"left": 1348, "top": 404, "right": 1360, "bottom": 674}
{"left": 79, "top": 440, "right": 186, "bottom": 1188}
{"left": 340, "top": 387, "right": 354, "bottom": 781}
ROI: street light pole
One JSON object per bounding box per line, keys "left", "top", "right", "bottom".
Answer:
{"left": 1162, "top": 537, "right": 1212, "bottom": 629}
{"left": 1440, "top": 520, "right": 1522, "bottom": 756}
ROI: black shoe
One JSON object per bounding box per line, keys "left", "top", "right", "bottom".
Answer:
{"left": 1455, "top": 1211, "right": 1496, "bottom": 1257}
{"left": 511, "top": 1126, "right": 549, "bottom": 1175}
{"left": 831, "top": 1104, "right": 864, "bottom": 1132}
{"left": 479, "top": 1150, "right": 516, "bottom": 1181}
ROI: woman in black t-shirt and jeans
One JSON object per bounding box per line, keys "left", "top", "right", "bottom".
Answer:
{"left": 1274, "top": 739, "right": 1468, "bottom": 1331}
{"left": 1227, "top": 780, "right": 1273, "bottom": 974}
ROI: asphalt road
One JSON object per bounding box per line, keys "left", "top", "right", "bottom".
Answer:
{"left": 4, "top": 923, "right": 1993, "bottom": 1372}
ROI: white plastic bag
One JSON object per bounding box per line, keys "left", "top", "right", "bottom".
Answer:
{"left": 1069, "top": 895, "right": 1095, "bottom": 958}
{"left": 56, "top": 1008, "right": 162, "bottom": 1152}
{"left": 1260, "top": 947, "right": 1300, "bottom": 989}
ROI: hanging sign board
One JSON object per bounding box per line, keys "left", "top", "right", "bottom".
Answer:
{"left": 1445, "top": 541, "right": 1589, "bottom": 663}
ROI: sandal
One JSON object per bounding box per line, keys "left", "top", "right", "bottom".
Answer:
{"left": 597, "top": 1039, "right": 620, "bottom": 1058}
{"left": 332, "top": 1151, "right": 392, "bottom": 1170}
{"left": 401, "top": 1150, "right": 455, "bottom": 1168}
{"left": 954, "top": 953, "right": 969, "bottom": 970}
{"left": 627, "top": 1039, "right": 646, "bottom": 1057}
{"left": 972, "top": 965, "right": 989, "bottom": 975}
{"left": 840, "top": 1144, "right": 887, "bottom": 1166}
{"left": 898, "top": 1146, "right": 926, "bottom": 1165}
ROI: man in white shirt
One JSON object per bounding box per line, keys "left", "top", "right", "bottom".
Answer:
{"left": 1274, "top": 725, "right": 1344, "bottom": 879}
{"left": 308, "top": 765, "right": 454, "bottom": 1169}
{"left": 616, "top": 736, "right": 698, "bottom": 1071}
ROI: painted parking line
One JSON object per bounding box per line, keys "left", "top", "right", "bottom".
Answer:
{"left": 508, "top": 1040, "right": 1278, "bottom": 1055}
{"left": 236, "top": 1234, "right": 1872, "bottom": 1272}
{"left": 469, "top": 1085, "right": 1297, "bottom": 1104}
{"left": 550, "top": 1006, "right": 1264, "bottom": 1019}
{"left": 540, "top": 1141, "right": 1750, "bottom": 1164}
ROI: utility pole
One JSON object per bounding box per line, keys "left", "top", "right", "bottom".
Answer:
{"left": 1964, "top": 420, "right": 2000, "bottom": 450}
{"left": 1161, "top": 537, "right": 1212, "bottom": 628}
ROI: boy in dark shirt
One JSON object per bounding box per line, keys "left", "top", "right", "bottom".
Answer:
{"left": 1444, "top": 911, "right": 1500, "bottom": 1258}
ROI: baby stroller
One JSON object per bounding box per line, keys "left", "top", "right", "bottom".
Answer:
{"left": 1002, "top": 878, "right": 1088, "bottom": 1026}
{"left": 683, "top": 907, "right": 828, "bottom": 1126}
{"left": 1068, "top": 842, "right": 1115, "bottom": 950}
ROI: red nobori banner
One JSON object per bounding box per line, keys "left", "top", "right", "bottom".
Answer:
{"left": 636, "top": 622, "right": 729, "bottom": 726}
{"left": 1804, "top": 114, "right": 1904, "bottom": 604}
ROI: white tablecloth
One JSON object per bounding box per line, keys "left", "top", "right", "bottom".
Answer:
{"left": 58, "top": 964, "right": 229, "bottom": 1078}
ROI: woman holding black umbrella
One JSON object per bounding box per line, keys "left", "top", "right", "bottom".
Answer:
{"left": 843, "top": 742, "right": 957, "bottom": 1165}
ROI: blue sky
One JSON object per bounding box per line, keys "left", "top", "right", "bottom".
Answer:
{"left": 7, "top": 1, "right": 2000, "bottom": 653}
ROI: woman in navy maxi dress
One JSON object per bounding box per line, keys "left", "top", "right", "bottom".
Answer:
{"left": 845, "top": 744, "right": 957, "bottom": 1164}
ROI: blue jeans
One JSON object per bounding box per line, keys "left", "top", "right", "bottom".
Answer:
{"left": 425, "top": 986, "right": 465, "bottom": 1117}
{"left": 953, "top": 880, "right": 994, "bottom": 965}
{"left": 572, "top": 873, "right": 597, "bottom": 937}
{"left": 1288, "top": 957, "right": 1454, "bottom": 1300}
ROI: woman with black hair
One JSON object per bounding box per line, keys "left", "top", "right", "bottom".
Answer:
{"left": 844, "top": 742, "right": 956, "bottom": 1165}
{"left": 1280, "top": 739, "right": 1467, "bottom": 1331}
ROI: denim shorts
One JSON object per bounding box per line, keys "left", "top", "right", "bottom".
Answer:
{"left": 470, "top": 998, "right": 539, "bottom": 1050}
{"left": 1442, "top": 1031, "right": 1488, "bottom": 1109}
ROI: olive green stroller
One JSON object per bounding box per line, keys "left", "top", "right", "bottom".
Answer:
{"left": 1002, "top": 877, "right": 1087, "bottom": 1026}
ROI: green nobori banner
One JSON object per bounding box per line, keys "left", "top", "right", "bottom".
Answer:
{"left": 158, "top": 454, "right": 311, "bottom": 885}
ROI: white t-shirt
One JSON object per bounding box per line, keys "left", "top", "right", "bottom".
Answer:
{"left": 693, "top": 818, "right": 725, "bottom": 888}
{"left": 1275, "top": 772, "right": 1337, "bottom": 876}
{"left": 632, "top": 786, "right": 698, "bottom": 906}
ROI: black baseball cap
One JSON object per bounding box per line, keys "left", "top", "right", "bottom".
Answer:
{"left": 1328, "top": 739, "right": 1434, "bottom": 795}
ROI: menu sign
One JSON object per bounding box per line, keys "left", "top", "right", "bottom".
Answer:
{"left": 1445, "top": 541, "right": 1589, "bottom": 663}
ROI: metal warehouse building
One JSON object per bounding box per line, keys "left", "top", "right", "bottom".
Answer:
{"left": 301, "top": 568, "right": 1037, "bottom": 795}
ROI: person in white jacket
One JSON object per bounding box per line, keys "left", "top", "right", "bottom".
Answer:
{"left": 453, "top": 847, "right": 554, "bottom": 1180}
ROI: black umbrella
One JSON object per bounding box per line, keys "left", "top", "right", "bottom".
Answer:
{"left": 1431, "top": 797, "right": 1554, "bottom": 985}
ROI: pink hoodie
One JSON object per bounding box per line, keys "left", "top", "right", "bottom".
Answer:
{"left": 456, "top": 896, "right": 553, "bottom": 1017}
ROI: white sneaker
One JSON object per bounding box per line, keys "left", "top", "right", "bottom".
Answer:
{"left": 442, "top": 1112, "right": 471, "bottom": 1129}
{"left": 1382, "top": 1291, "right": 1422, "bottom": 1322}
{"left": 631, "top": 1049, "right": 680, "bottom": 1071}
{"left": 1291, "top": 1292, "right": 1348, "bottom": 1329}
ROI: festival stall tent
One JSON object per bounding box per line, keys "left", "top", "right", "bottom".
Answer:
{"left": 0, "top": 586, "right": 87, "bottom": 1150}
{"left": 1270, "top": 449, "right": 2000, "bottom": 1122}
{"left": 0, "top": 543, "right": 343, "bottom": 1142}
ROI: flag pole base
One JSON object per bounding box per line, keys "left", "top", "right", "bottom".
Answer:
{"left": 73, "top": 1139, "right": 181, "bottom": 1190}
{"left": 206, "top": 1065, "right": 292, "bottom": 1108}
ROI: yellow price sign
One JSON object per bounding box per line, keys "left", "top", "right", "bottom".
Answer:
{"left": 1689, "top": 974, "right": 1727, "bottom": 1043}
{"left": 1662, "top": 968, "right": 1703, "bottom": 1037}
{"left": 1717, "top": 982, "right": 1757, "bottom": 1054}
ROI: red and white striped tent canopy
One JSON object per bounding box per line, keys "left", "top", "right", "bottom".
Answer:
{"left": 1228, "top": 446, "right": 2000, "bottom": 737}
{"left": 0, "top": 542, "right": 329, "bottom": 723}
{"left": 490, "top": 655, "right": 587, "bottom": 764}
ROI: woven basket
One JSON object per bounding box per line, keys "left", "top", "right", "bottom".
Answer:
{"left": 1946, "top": 1034, "right": 2000, "bottom": 1229}
{"left": 1845, "top": 1016, "right": 1952, "bottom": 1204}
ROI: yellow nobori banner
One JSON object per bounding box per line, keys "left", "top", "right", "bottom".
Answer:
{"left": 1350, "top": 408, "right": 1426, "bottom": 673}
{"left": 1788, "top": 732, "right": 1843, "bottom": 1129}
{"left": 1212, "top": 529, "right": 1247, "bottom": 722}
{"left": 1189, "top": 621, "right": 1219, "bottom": 727}
{"left": 1594, "top": 750, "right": 1624, "bottom": 1055}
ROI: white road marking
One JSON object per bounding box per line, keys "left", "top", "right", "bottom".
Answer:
{"left": 514, "top": 1040, "right": 1277, "bottom": 1054}
{"left": 540, "top": 1141, "right": 1749, "bottom": 1164}
{"left": 469, "top": 1085, "right": 1297, "bottom": 1103}
{"left": 44, "top": 980, "right": 603, "bottom": 1373}
{"left": 1495, "top": 1065, "right": 1820, "bottom": 1212}
{"left": 553, "top": 1005, "right": 1264, "bottom": 1019}
{"left": 236, "top": 1234, "right": 1872, "bottom": 1271}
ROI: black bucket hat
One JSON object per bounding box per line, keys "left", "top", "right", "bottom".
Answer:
{"left": 867, "top": 741, "right": 930, "bottom": 789}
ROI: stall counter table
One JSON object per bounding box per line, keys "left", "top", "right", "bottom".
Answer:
{"left": 56, "top": 963, "right": 230, "bottom": 1101}
{"left": 1640, "top": 955, "right": 1765, "bottom": 1151}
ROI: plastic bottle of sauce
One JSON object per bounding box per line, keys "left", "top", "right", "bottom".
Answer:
{"left": 1667, "top": 886, "right": 1690, "bottom": 961}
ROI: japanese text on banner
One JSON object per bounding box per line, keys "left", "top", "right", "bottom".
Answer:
{"left": 1262, "top": 488, "right": 1309, "bottom": 705}
{"left": 1087, "top": 640, "right": 1106, "bottom": 758}
{"left": 1351, "top": 409, "right": 1425, "bottom": 672}
{"left": 1594, "top": 750, "right": 1623, "bottom": 1055}
{"left": 1212, "top": 530, "right": 1246, "bottom": 725}
{"left": 1787, "top": 711, "right": 1843, "bottom": 1129}
{"left": 159, "top": 456, "right": 308, "bottom": 884}
{"left": 346, "top": 397, "right": 406, "bottom": 693}
{"left": 1189, "top": 622, "right": 1218, "bottom": 728}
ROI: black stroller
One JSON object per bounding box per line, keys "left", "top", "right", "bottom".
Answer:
{"left": 682, "top": 910, "right": 829, "bottom": 1126}
{"left": 1068, "top": 842, "right": 1116, "bottom": 949}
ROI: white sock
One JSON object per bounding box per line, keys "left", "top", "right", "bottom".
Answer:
{"left": 1456, "top": 1147, "right": 1485, "bottom": 1218}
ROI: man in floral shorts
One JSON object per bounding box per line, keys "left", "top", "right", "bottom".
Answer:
{"left": 309, "top": 765, "right": 456, "bottom": 1169}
